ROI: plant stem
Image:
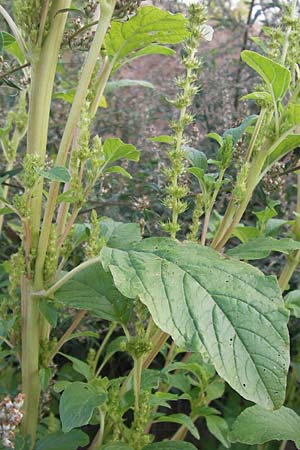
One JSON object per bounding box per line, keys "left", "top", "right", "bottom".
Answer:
{"left": 35, "top": 0, "right": 116, "bottom": 284}
{"left": 21, "top": 3, "right": 71, "bottom": 444}
{"left": 88, "top": 409, "right": 106, "bottom": 450}
{"left": 201, "top": 169, "right": 225, "bottom": 245}
{"left": 48, "top": 310, "right": 87, "bottom": 362}
{"left": 94, "top": 322, "right": 117, "bottom": 377}
{"left": 278, "top": 441, "right": 287, "bottom": 450}
{"left": 133, "top": 356, "right": 143, "bottom": 413}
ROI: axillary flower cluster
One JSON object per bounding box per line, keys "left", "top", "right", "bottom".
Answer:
{"left": 0, "top": 394, "right": 25, "bottom": 449}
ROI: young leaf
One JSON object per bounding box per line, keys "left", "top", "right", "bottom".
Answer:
{"left": 206, "top": 415, "right": 230, "bottom": 448}
{"left": 223, "top": 115, "right": 257, "bottom": 144}
{"left": 229, "top": 405, "right": 300, "bottom": 448}
{"left": 101, "top": 237, "right": 289, "bottom": 409}
{"left": 183, "top": 146, "right": 208, "bottom": 170}
{"left": 241, "top": 51, "right": 291, "bottom": 101}
{"left": 154, "top": 414, "right": 199, "bottom": 439}
{"left": 144, "top": 442, "right": 198, "bottom": 450}
{"left": 105, "top": 6, "right": 188, "bottom": 69}
{"left": 227, "top": 237, "right": 300, "bottom": 260}
{"left": 149, "top": 135, "right": 175, "bottom": 144}
{"left": 103, "top": 138, "right": 140, "bottom": 163}
{"left": 59, "top": 382, "right": 107, "bottom": 432}
{"left": 104, "top": 166, "right": 132, "bottom": 178}
{"left": 35, "top": 430, "right": 89, "bottom": 450}
{"left": 54, "top": 262, "right": 132, "bottom": 323}
{"left": 36, "top": 166, "right": 70, "bottom": 183}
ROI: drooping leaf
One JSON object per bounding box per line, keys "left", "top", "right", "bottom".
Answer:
{"left": 285, "top": 290, "right": 300, "bottom": 318}
{"left": 54, "top": 262, "right": 132, "bottom": 323}
{"left": 105, "top": 6, "right": 188, "bottom": 69}
{"left": 103, "top": 138, "right": 140, "bottom": 163}
{"left": 101, "top": 237, "right": 289, "bottom": 409}
{"left": 149, "top": 135, "right": 175, "bottom": 144}
{"left": 105, "top": 79, "right": 154, "bottom": 92}
{"left": 241, "top": 91, "right": 272, "bottom": 104}
{"left": 229, "top": 405, "right": 300, "bottom": 448}
{"left": 241, "top": 51, "right": 291, "bottom": 101}
{"left": 36, "top": 166, "right": 70, "bottom": 183}
{"left": 104, "top": 166, "right": 132, "bottom": 178}
{"left": 227, "top": 237, "right": 300, "bottom": 260}
{"left": 183, "top": 146, "right": 208, "bottom": 170}
{"left": 223, "top": 115, "right": 257, "bottom": 144}
{"left": 59, "top": 381, "right": 107, "bottom": 432}
{"left": 144, "top": 442, "right": 198, "bottom": 450}
{"left": 154, "top": 414, "right": 199, "bottom": 439}
{"left": 35, "top": 430, "right": 89, "bottom": 450}
{"left": 206, "top": 415, "right": 230, "bottom": 448}
{"left": 59, "top": 353, "right": 93, "bottom": 381}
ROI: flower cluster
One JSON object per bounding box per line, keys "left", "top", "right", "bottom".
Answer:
{"left": 0, "top": 394, "right": 25, "bottom": 449}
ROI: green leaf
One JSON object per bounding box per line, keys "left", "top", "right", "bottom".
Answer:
{"left": 105, "top": 79, "right": 154, "bottom": 92}
{"left": 59, "top": 381, "right": 107, "bottom": 432}
{"left": 103, "top": 138, "right": 140, "bottom": 163}
{"left": 105, "top": 6, "right": 188, "bottom": 69}
{"left": 0, "top": 31, "right": 25, "bottom": 63}
{"left": 35, "top": 430, "right": 89, "bottom": 450}
{"left": 144, "top": 442, "right": 198, "bottom": 450}
{"left": 124, "top": 44, "right": 175, "bottom": 63}
{"left": 207, "top": 132, "right": 223, "bottom": 147}
{"left": 232, "top": 226, "right": 260, "bottom": 243}
{"left": 104, "top": 166, "right": 132, "bottom": 178}
{"left": 183, "top": 146, "right": 208, "bottom": 170}
{"left": 262, "top": 133, "right": 300, "bottom": 174}
{"left": 54, "top": 262, "right": 132, "bottom": 323}
{"left": 229, "top": 405, "right": 300, "bottom": 448}
{"left": 223, "top": 115, "right": 257, "bottom": 144}
{"left": 206, "top": 415, "right": 230, "bottom": 448}
{"left": 241, "top": 51, "right": 290, "bottom": 101}
{"left": 39, "top": 299, "right": 58, "bottom": 328}
{"left": 53, "top": 380, "right": 71, "bottom": 393}
{"left": 37, "top": 166, "right": 70, "bottom": 183}
{"left": 59, "top": 353, "right": 93, "bottom": 381}
{"left": 154, "top": 414, "right": 199, "bottom": 439}
{"left": 206, "top": 379, "right": 225, "bottom": 402}
{"left": 241, "top": 91, "right": 273, "bottom": 104}
{"left": 99, "top": 218, "right": 142, "bottom": 250}
{"left": 101, "top": 237, "right": 289, "bottom": 409}
{"left": 149, "top": 135, "right": 175, "bottom": 144}
{"left": 227, "top": 237, "right": 300, "bottom": 260}
{"left": 54, "top": 89, "right": 76, "bottom": 103}
{"left": 285, "top": 290, "right": 300, "bottom": 318}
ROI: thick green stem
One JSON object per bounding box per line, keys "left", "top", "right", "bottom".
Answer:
{"left": 21, "top": 3, "right": 71, "bottom": 445}
{"left": 34, "top": 0, "right": 116, "bottom": 286}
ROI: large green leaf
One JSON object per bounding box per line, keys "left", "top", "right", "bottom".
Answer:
{"left": 229, "top": 405, "right": 300, "bottom": 448}
{"left": 34, "top": 430, "right": 89, "bottom": 450}
{"left": 144, "top": 442, "right": 198, "bottom": 450}
{"left": 241, "top": 51, "right": 290, "bottom": 101}
{"left": 105, "top": 6, "right": 188, "bottom": 68}
{"left": 59, "top": 382, "right": 107, "bottom": 432}
{"left": 54, "top": 262, "right": 132, "bottom": 323}
{"left": 101, "top": 237, "right": 289, "bottom": 409}
{"left": 227, "top": 237, "right": 300, "bottom": 260}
